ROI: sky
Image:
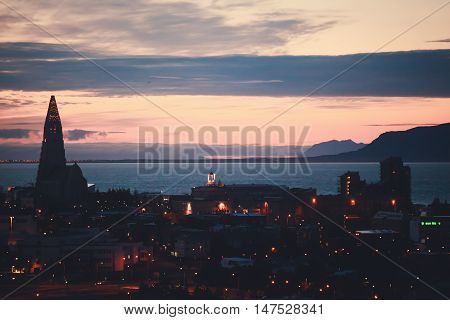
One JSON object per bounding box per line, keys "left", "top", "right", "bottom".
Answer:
{"left": 0, "top": 0, "right": 449, "bottom": 149}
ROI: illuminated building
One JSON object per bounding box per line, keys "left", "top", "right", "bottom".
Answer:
{"left": 207, "top": 172, "right": 216, "bottom": 186}
{"left": 35, "top": 96, "right": 88, "bottom": 209}
{"left": 191, "top": 180, "right": 286, "bottom": 215}
{"left": 339, "top": 171, "right": 363, "bottom": 197}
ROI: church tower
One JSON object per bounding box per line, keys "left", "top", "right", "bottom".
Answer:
{"left": 36, "top": 96, "right": 88, "bottom": 210}
{"left": 36, "top": 95, "right": 67, "bottom": 184}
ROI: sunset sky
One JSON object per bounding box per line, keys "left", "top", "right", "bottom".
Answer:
{"left": 0, "top": 0, "right": 449, "bottom": 147}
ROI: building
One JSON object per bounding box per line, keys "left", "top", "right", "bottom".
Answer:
{"left": 221, "top": 257, "right": 254, "bottom": 269}
{"left": 334, "top": 157, "right": 412, "bottom": 216}
{"left": 20, "top": 228, "right": 152, "bottom": 273}
{"left": 189, "top": 173, "right": 288, "bottom": 216}
{"left": 35, "top": 96, "right": 88, "bottom": 210}
{"left": 5, "top": 186, "right": 35, "bottom": 210}
{"left": 371, "top": 211, "right": 405, "bottom": 233}
{"left": 409, "top": 215, "right": 450, "bottom": 250}
{"left": 339, "top": 171, "right": 364, "bottom": 197}
{"left": 380, "top": 157, "right": 411, "bottom": 209}
{"left": 171, "top": 228, "right": 210, "bottom": 259}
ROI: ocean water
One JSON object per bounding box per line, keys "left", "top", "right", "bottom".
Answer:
{"left": 1, "top": 162, "right": 449, "bottom": 204}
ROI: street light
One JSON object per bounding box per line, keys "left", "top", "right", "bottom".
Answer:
{"left": 286, "top": 214, "right": 292, "bottom": 225}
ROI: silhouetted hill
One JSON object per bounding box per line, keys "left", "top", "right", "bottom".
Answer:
{"left": 1, "top": 124, "right": 448, "bottom": 162}
{"left": 309, "top": 123, "right": 450, "bottom": 162}
{"left": 305, "top": 139, "right": 365, "bottom": 157}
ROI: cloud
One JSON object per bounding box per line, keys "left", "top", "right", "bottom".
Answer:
{"left": 231, "top": 80, "right": 284, "bottom": 84}
{"left": 0, "top": 43, "right": 449, "bottom": 97}
{"left": 314, "top": 105, "right": 367, "bottom": 110}
{"left": 149, "top": 76, "right": 182, "bottom": 80}
{"left": 66, "top": 129, "right": 98, "bottom": 141}
{"left": 0, "top": 0, "right": 337, "bottom": 56}
{"left": 0, "top": 129, "right": 38, "bottom": 139}
{"left": 428, "top": 38, "right": 450, "bottom": 43}
{"left": 0, "top": 95, "right": 41, "bottom": 109}
{"left": 65, "top": 129, "right": 124, "bottom": 140}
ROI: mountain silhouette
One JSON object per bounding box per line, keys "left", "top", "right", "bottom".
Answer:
{"left": 309, "top": 123, "right": 450, "bottom": 162}
{"left": 305, "top": 139, "right": 365, "bottom": 157}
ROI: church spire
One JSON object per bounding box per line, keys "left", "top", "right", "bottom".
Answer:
{"left": 36, "top": 95, "right": 67, "bottom": 185}
{"left": 43, "top": 95, "right": 62, "bottom": 139}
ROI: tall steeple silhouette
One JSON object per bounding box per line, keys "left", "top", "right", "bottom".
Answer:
{"left": 37, "top": 95, "right": 67, "bottom": 181}
{"left": 36, "top": 96, "right": 87, "bottom": 210}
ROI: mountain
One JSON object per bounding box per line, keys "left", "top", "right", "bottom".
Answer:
{"left": 305, "top": 140, "right": 365, "bottom": 157}
{"left": 309, "top": 123, "right": 450, "bottom": 162}
{"left": 1, "top": 124, "right": 448, "bottom": 161}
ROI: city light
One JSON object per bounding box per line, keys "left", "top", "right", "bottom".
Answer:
{"left": 186, "top": 202, "right": 192, "bottom": 215}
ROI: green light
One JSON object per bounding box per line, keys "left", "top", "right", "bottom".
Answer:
{"left": 421, "top": 220, "right": 442, "bottom": 227}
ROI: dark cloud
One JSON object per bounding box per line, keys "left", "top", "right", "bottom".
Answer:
{"left": 364, "top": 123, "right": 441, "bottom": 127}
{"left": 65, "top": 129, "right": 124, "bottom": 140}
{"left": 0, "top": 43, "right": 449, "bottom": 97}
{"left": 66, "top": 129, "right": 99, "bottom": 141}
{"left": 0, "top": 42, "right": 83, "bottom": 60}
{"left": 428, "top": 38, "right": 450, "bottom": 43}
{"left": 0, "top": 129, "right": 38, "bottom": 139}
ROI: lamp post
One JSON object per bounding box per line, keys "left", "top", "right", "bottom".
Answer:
{"left": 286, "top": 214, "right": 292, "bottom": 225}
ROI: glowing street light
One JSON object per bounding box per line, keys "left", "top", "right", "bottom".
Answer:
{"left": 286, "top": 214, "right": 292, "bottom": 225}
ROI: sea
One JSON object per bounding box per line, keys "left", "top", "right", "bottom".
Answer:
{"left": 1, "top": 162, "right": 449, "bottom": 204}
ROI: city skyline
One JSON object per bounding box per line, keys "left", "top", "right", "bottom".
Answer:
{"left": 1, "top": 0, "right": 449, "bottom": 304}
